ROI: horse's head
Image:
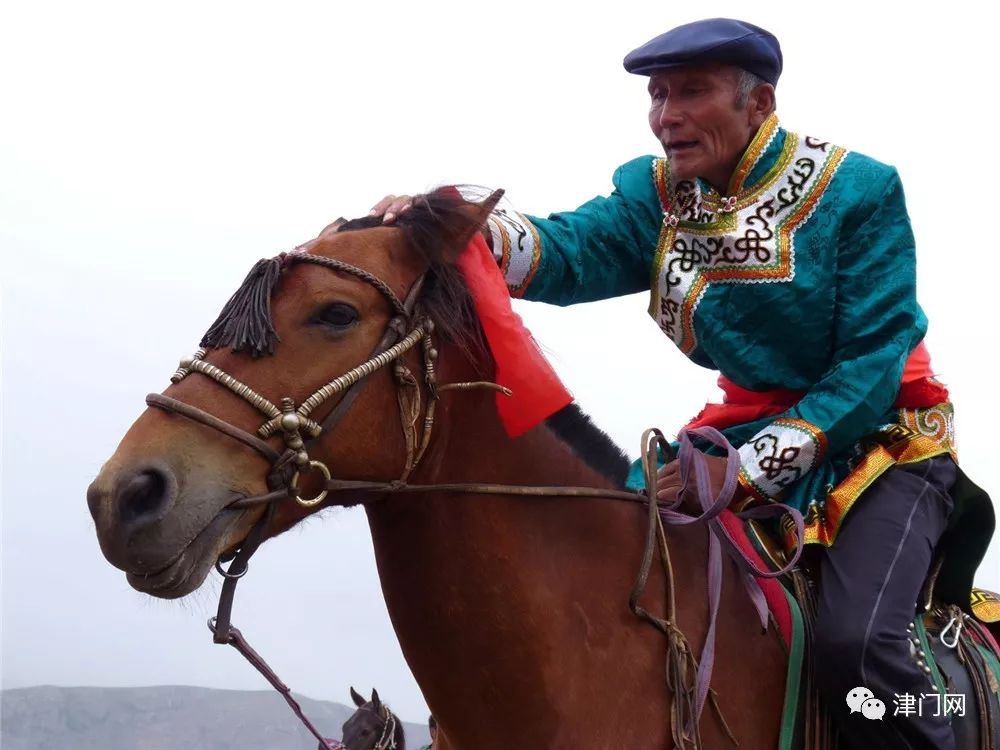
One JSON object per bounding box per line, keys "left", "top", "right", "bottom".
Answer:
{"left": 342, "top": 686, "right": 405, "bottom": 750}
{"left": 86, "top": 188, "right": 500, "bottom": 598}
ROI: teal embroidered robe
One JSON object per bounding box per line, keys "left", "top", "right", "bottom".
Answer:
{"left": 478, "top": 114, "right": 952, "bottom": 545}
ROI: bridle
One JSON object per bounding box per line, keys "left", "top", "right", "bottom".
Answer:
{"left": 149, "top": 252, "right": 441, "bottom": 510}
{"left": 370, "top": 705, "right": 398, "bottom": 750}
{"left": 149, "top": 251, "right": 517, "bottom": 507}
{"left": 144, "top": 249, "right": 806, "bottom": 750}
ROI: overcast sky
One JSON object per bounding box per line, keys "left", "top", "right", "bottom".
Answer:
{"left": 3, "top": 0, "right": 998, "bottom": 726}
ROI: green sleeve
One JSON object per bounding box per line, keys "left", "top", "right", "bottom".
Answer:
{"left": 485, "top": 156, "right": 663, "bottom": 305}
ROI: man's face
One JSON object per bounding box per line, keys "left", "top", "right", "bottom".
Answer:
{"left": 647, "top": 65, "right": 768, "bottom": 190}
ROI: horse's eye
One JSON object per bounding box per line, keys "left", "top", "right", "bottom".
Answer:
{"left": 314, "top": 303, "right": 359, "bottom": 329}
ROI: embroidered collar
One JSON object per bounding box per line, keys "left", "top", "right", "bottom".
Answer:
{"left": 726, "top": 112, "right": 781, "bottom": 194}
{"left": 699, "top": 113, "right": 791, "bottom": 210}
{"left": 654, "top": 113, "right": 798, "bottom": 224}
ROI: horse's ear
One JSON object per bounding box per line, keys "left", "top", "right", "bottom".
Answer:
{"left": 370, "top": 688, "right": 382, "bottom": 712}
{"left": 350, "top": 686, "right": 366, "bottom": 707}
{"left": 420, "top": 187, "right": 505, "bottom": 263}
{"left": 458, "top": 187, "right": 505, "bottom": 229}
{"left": 452, "top": 188, "right": 504, "bottom": 253}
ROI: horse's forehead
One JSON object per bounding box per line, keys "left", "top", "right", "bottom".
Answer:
{"left": 308, "top": 229, "right": 392, "bottom": 265}
{"left": 302, "top": 230, "right": 415, "bottom": 290}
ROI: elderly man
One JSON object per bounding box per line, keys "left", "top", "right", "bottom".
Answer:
{"left": 373, "top": 18, "right": 991, "bottom": 749}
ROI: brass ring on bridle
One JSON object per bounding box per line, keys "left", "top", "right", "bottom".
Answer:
{"left": 290, "top": 460, "right": 332, "bottom": 507}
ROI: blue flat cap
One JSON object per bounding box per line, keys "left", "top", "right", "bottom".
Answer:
{"left": 623, "top": 18, "right": 782, "bottom": 84}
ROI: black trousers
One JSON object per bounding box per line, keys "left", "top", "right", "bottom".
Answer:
{"left": 813, "top": 454, "right": 957, "bottom": 750}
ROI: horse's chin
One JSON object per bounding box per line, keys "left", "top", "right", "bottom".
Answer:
{"left": 126, "top": 509, "right": 246, "bottom": 599}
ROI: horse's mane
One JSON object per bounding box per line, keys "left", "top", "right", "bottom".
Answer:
{"left": 546, "top": 405, "right": 631, "bottom": 487}
{"left": 337, "top": 188, "right": 489, "bottom": 370}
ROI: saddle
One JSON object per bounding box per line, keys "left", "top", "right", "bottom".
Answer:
{"left": 730, "top": 498, "right": 1000, "bottom": 750}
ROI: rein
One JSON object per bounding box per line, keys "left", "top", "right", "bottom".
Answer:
{"left": 147, "top": 250, "right": 804, "bottom": 750}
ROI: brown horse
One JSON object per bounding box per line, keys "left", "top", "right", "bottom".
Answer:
{"left": 86, "top": 190, "right": 788, "bottom": 748}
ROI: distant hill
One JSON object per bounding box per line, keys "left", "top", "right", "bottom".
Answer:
{"left": 1, "top": 685, "right": 431, "bottom": 750}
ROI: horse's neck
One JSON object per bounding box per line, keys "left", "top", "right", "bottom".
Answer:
{"left": 363, "top": 371, "right": 786, "bottom": 749}
{"left": 364, "top": 390, "right": 648, "bottom": 719}
{"left": 364, "top": 386, "right": 624, "bottom": 572}
{"left": 418, "top": 390, "right": 617, "bottom": 489}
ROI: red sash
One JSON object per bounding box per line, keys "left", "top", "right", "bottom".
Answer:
{"left": 686, "top": 341, "right": 949, "bottom": 432}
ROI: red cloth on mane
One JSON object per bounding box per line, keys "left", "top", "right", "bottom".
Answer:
{"left": 687, "top": 341, "right": 949, "bottom": 432}
{"left": 455, "top": 234, "right": 573, "bottom": 437}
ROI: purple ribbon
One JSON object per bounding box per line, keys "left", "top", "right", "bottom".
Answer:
{"left": 658, "top": 426, "right": 805, "bottom": 737}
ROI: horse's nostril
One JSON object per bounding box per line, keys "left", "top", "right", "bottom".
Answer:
{"left": 117, "top": 469, "right": 170, "bottom": 525}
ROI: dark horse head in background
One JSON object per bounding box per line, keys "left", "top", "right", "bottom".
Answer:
{"left": 339, "top": 687, "right": 405, "bottom": 750}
